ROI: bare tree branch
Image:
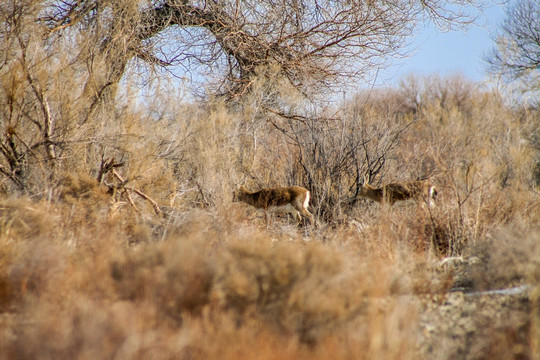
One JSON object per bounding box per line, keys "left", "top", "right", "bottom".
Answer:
{"left": 486, "top": 0, "right": 540, "bottom": 83}
{"left": 41, "top": 0, "right": 487, "bottom": 100}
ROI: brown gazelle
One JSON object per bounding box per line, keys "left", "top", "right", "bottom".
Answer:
{"left": 235, "top": 186, "right": 314, "bottom": 225}
{"left": 358, "top": 175, "right": 438, "bottom": 207}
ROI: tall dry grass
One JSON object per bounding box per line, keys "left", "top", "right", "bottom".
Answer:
{"left": 0, "top": 196, "right": 425, "bottom": 360}
{"left": 1, "top": 12, "right": 539, "bottom": 356}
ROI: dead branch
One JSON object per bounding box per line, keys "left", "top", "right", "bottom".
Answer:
{"left": 96, "top": 157, "right": 162, "bottom": 215}
{"left": 97, "top": 157, "right": 124, "bottom": 184}
{"left": 125, "top": 186, "right": 162, "bottom": 215}
{"left": 41, "top": 1, "right": 485, "bottom": 100}
{"left": 112, "top": 168, "right": 161, "bottom": 216}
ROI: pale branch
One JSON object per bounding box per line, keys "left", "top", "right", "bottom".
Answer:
{"left": 126, "top": 186, "right": 162, "bottom": 215}
{"left": 112, "top": 168, "right": 162, "bottom": 216}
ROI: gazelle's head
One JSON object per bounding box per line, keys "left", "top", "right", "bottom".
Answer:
{"left": 429, "top": 185, "right": 438, "bottom": 201}
{"left": 360, "top": 182, "right": 377, "bottom": 192}
{"left": 358, "top": 182, "right": 381, "bottom": 200}
{"left": 359, "top": 174, "right": 378, "bottom": 194}
{"left": 427, "top": 184, "right": 438, "bottom": 208}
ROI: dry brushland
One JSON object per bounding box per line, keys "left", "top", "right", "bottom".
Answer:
{"left": 0, "top": 75, "right": 539, "bottom": 360}
{"left": 0, "top": 1, "right": 539, "bottom": 358}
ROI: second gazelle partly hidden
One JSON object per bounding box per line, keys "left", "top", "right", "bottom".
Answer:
{"left": 357, "top": 175, "right": 438, "bottom": 207}
{"left": 234, "top": 185, "right": 315, "bottom": 226}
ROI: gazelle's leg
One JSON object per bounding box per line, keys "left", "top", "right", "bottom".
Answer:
{"left": 294, "top": 210, "right": 301, "bottom": 224}
{"left": 305, "top": 209, "right": 315, "bottom": 225}
{"left": 296, "top": 206, "right": 314, "bottom": 226}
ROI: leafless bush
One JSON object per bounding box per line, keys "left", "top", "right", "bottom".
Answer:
{"left": 0, "top": 2, "right": 59, "bottom": 191}
{"left": 398, "top": 73, "right": 478, "bottom": 117}
{"left": 377, "top": 74, "right": 539, "bottom": 258}
{"left": 251, "top": 99, "right": 412, "bottom": 222}
{"left": 466, "top": 225, "right": 540, "bottom": 291}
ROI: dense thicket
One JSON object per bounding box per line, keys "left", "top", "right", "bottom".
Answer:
{"left": 1, "top": 1, "right": 539, "bottom": 359}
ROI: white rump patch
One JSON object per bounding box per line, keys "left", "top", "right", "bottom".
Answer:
{"left": 303, "top": 191, "right": 310, "bottom": 209}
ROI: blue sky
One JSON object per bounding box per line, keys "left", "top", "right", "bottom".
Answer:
{"left": 376, "top": 2, "right": 507, "bottom": 86}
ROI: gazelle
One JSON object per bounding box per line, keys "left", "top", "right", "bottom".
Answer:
{"left": 358, "top": 176, "right": 438, "bottom": 207}
{"left": 234, "top": 186, "right": 315, "bottom": 225}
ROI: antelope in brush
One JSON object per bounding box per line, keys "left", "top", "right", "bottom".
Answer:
{"left": 234, "top": 186, "right": 315, "bottom": 225}
{"left": 358, "top": 175, "right": 438, "bottom": 207}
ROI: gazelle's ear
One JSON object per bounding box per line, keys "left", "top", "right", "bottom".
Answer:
{"left": 363, "top": 173, "right": 370, "bottom": 186}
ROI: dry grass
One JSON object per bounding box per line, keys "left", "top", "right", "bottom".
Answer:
{"left": 1, "top": 41, "right": 539, "bottom": 359}
{"left": 0, "top": 198, "right": 424, "bottom": 359}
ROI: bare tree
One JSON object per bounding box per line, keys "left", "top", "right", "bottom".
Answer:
{"left": 40, "top": 0, "right": 486, "bottom": 105}
{"left": 259, "top": 100, "right": 412, "bottom": 221}
{"left": 486, "top": 0, "right": 540, "bottom": 92}
{"left": 0, "top": 0, "right": 486, "bottom": 193}
{"left": 0, "top": 1, "right": 60, "bottom": 191}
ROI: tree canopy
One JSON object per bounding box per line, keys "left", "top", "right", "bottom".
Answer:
{"left": 486, "top": 0, "right": 540, "bottom": 101}
{"left": 37, "top": 0, "right": 485, "bottom": 101}
{"left": 487, "top": 0, "right": 540, "bottom": 81}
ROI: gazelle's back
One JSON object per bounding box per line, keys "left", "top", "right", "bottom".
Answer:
{"left": 359, "top": 179, "right": 437, "bottom": 206}
{"left": 237, "top": 186, "right": 308, "bottom": 208}
{"left": 235, "top": 185, "right": 314, "bottom": 225}
{"left": 256, "top": 187, "right": 299, "bottom": 208}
